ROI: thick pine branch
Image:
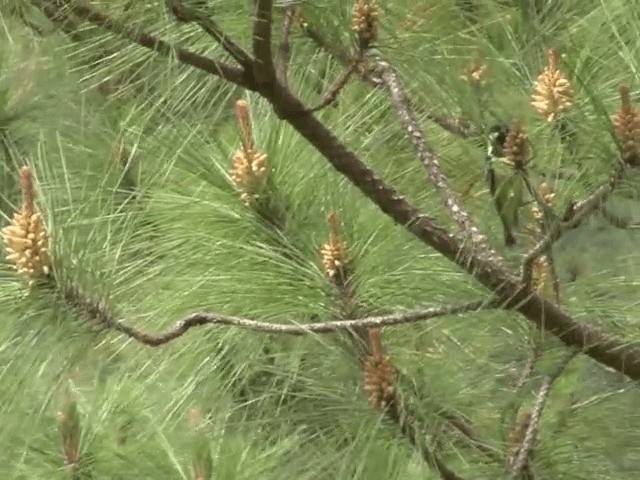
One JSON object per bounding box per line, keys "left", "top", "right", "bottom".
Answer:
{"left": 252, "top": 0, "right": 276, "bottom": 84}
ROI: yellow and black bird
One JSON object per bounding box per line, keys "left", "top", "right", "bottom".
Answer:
{"left": 485, "top": 124, "right": 525, "bottom": 247}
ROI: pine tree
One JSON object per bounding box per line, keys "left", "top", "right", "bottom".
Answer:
{"left": 1, "top": 1, "right": 640, "bottom": 479}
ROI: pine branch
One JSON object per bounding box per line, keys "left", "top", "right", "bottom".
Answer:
{"left": 438, "top": 409, "right": 504, "bottom": 462}
{"left": 252, "top": 65, "right": 640, "bottom": 382}
{"left": 252, "top": 0, "right": 276, "bottom": 84}
{"left": 33, "top": 0, "right": 86, "bottom": 42}
{"left": 167, "top": 1, "right": 255, "bottom": 67}
{"left": 301, "top": 23, "right": 476, "bottom": 139}
{"left": 60, "top": 2, "right": 251, "bottom": 88}
{"left": 275, "top": 4, "right": 297, "bottom": 86}
{"left": 301, "top": 23, "right": 351, "bottom": 66}
{"left": 601, "top": 205, "right": 629, "bottom": 229}
{"left": 519, "top": 170, "right": 561, "bottom": 303}
{"left": 366, "top": 334, "right": 469, "bottom": 480}
{"left": 322, "top": 217, "right": 499, "bottom": 469}
{"left": 501, "top": 335, "right": 543, "bottom": 444}
{"left": 306, "top": 66, "right": 353, "bottom": 112}
{"left": 508, "top": 350, "right": 579, "bottom": 479}
{"left": 373, "top": 61, "right": 497, "bottom": 256}
{"left": 65, "top": 283, "right": 490, "bottom": 346}
{"left": 521, "top": 163, "right": 626, "bottom": 285}
{"left": 384, "top": 396, "right": 468, "bottom": 480}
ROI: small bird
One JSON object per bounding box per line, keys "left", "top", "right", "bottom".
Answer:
{"left": 485, "top": 124, "right": 524, "bottom": 247}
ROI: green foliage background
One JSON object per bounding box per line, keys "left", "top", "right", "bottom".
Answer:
{"left": 1, "top": 1, "right": 640, "bottom": 478}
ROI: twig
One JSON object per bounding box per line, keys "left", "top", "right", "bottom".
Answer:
{"left": 508, "top": 350, "right": 578, "bottom": 479}
{"left": 555, "top": 117, "right": 578, "bottom": 156}
{"left": 11, "top": 2, "right": 47, "bottom": 36}
{"left": 275, "top": 4, "right": 296, "bottom": 85}
{"left": 306, "top": 67, "right": 354, "bottom": 112}
{"left": 546, "top": 253, "right": 561, "bottom": 306}
{"left": 570, "top": 388, "right": 626, "bottom": 412}
{"left": 520, "top": 171, "right": 555, "bottom": 224}
{"left": 501, "top": 334, "right": 543, "bottom": 443}
{"left": 69, "top": 286, "right": 490, "bottom": 346}
{"left": 301, "top": 24, "right": 476, "bottom": 138}
{"left": 439, "top": 409, "right": 505, "bottom": 462}
{"left": 302, "top": 24, "right": 351, "bottom": 66}
{"left": 520, "top": 170, "right": 561, "bottom": 303}
{"left": 601, "top": 205, "right": 629, "bottom": 229}
{"left": 514, "top": 339, "right": 543, "bottom": 393}
{"left": 393, "top": 367, "right": 503, "bottom": 464}
{"left": 341, "top": 292, "right": 373, "bottom": 364}
{"left": 373, "top": 61, "right": 497, "bottom": 255}
{"left": 63, "top": 3, "right": 251, "bottom": 88}
{"left": 34, "top": 0, "right": 89, "bottom": 42}
{"left": 521, "top": 163, "right": 626, "bottom": 285}
{"left": 170, "top": 2, "right": 255, "bottom": 67}
{"left": 324, "top": 231, "right": 481, "bottom": 473}
{"left": 424, "top": 113, "right": 476, "bottom": 139}
{"left": 252, "top": 0, "right": 276, "bottom": 83}
{"left": 528, "top": 187, "right": 562, "bottom": 304}
{"left": 385, "top": 396, "right": 468, "bottom": 480}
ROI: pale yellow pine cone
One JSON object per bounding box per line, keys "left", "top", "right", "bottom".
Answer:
{"left": 2, "top": 207, "right": 51, "bottom": 281}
